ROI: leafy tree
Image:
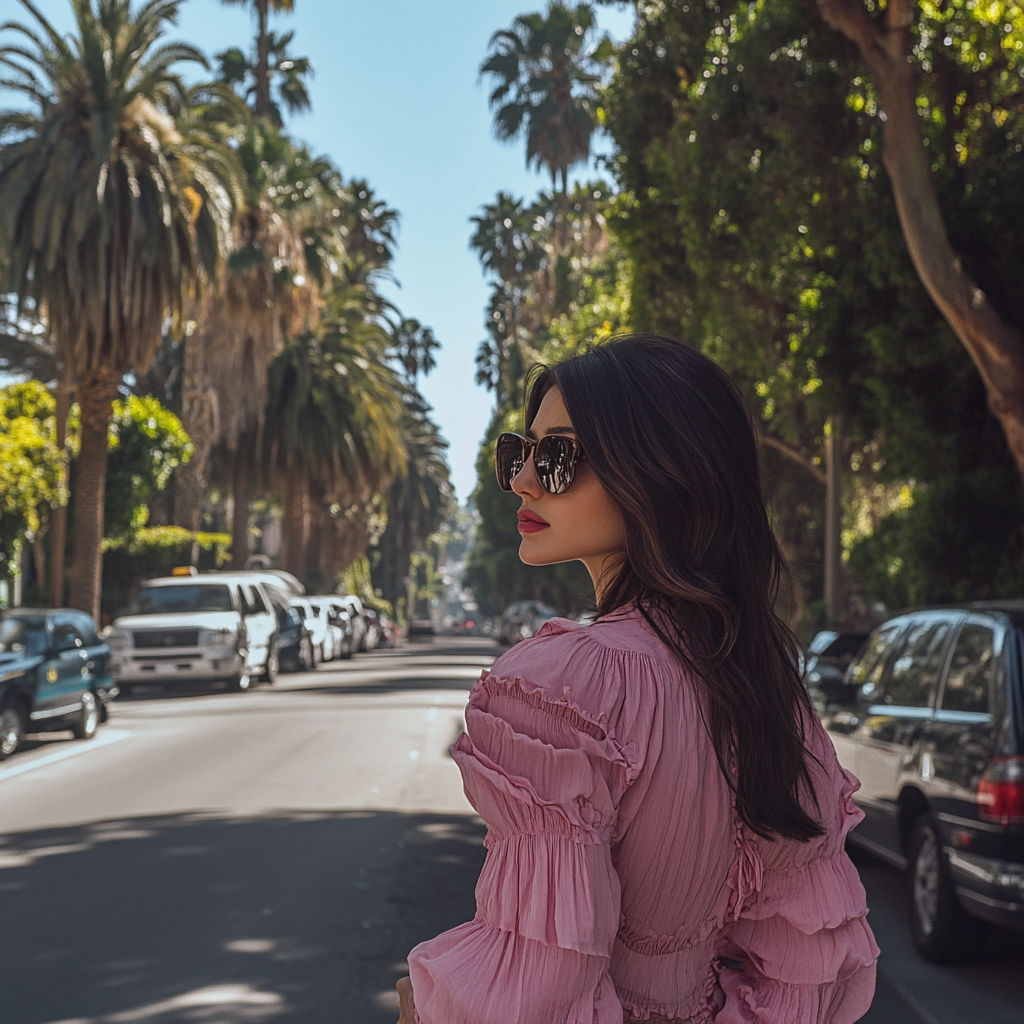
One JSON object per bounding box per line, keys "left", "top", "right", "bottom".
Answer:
{"left": 597, "top": 0, "right": 1024, "bottom": 615}
{"left": 481, "top": 2, "right": 614, "bottom": 191}
{"left": 0, "top": 0, "right": 236, "bottom": 619}
{"left": 0, "top": 381, "right": 64, "bottom": 599}
{"left": 104, "top": 395, "right": 193, "bottom": 538}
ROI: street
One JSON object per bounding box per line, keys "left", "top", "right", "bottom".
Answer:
{"left": 0, "top": 638, "right": 1021, "bottom": 1024}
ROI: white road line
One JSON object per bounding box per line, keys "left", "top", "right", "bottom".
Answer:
{"left": 0, "top": 729, "right": 131, "bottom": 783}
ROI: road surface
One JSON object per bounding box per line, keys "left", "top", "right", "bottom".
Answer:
{"left": 0, "top": 637, "right": 1020, "bottom": 1023}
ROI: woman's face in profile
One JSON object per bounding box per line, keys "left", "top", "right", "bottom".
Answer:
{"left": 511, "top": 387, "right": 627, "bottom": 588}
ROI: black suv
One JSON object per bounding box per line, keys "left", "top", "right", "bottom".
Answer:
{"left": 813, "top": 603, "right": 1024, "bottom": 963}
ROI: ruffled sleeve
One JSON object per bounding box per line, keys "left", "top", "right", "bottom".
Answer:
{"left": 716, "top": 715, "right": 880, "bottom": 1024}
{"left": 407, "top": 633, "right": 640, "bottom": 1024}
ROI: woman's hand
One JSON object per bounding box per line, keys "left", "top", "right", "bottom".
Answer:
{"left": 396, "top": 976, "right": 416, "bottom": 1024}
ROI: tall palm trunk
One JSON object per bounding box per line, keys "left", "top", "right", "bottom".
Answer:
{"left": 255, "top": 0, "right": 270, "bottom": 118}
{"left": 283, "top": 463, "right": 308, "bottom": 579}
{"left": 231, "top": 438, "right": 251, "bottom": 569}
{"left": 177, "top": 330, "right": 218, "bottom": 533}
{"left": 49, "top": 362, "right": 72, "bottom": 607}
{"left": 68, "top": 368, "right": 121, "bottom": 621}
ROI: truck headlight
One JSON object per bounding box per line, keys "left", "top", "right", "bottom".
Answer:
{"left": 107, "top": 628, "right": 132, "bottom": 651}
{"left": 199, "top": 627, "right": 238, "bottom": 647}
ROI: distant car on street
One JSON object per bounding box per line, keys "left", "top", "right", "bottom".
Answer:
{"left": 803, "top": 629, "right": 870, "bottom": 707}
{"left": 499, "top": 601, "right": 559, "bottom": 645}
{"left": 107, "top": 571, "right": 279, "bottom": 693}
{"left": 814, "top": 602, "right": 1024, "bottom": 963}
{"left": 335, "top": 595, "right": 369, "bottom": 651}
{"left": 309, "top": 596, "right": 355, "bottom": 659}
{"left": 289, "top": 597, "right": 327, "bottom": 666}
{"left": 0, "top": 608, "right": 113, "bottom": 760}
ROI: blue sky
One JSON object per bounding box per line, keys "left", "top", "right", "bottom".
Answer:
{"left": 4, "top": 0, "right": 635, "bottom": 502}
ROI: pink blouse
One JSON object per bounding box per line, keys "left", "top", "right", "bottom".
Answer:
{"left": 407, "top": 606, "right": 879, "bottom": 1024}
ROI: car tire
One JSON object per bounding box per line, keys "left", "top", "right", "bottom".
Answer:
{"left": 311, "top": 640, "right": 321, "bottom": 668}
{"left": 299, "top": 636, "right": 313, "bottom": 671}
{"left": 71, "top": 691, "right": 99, "bottom": 741}
{"left": 258, "top": 644, "right": 278, "bottom": 685}
{"left": 907, "top": 813, "right": 991, "bottom": 963}
{"left": 99, "top": 700, "right": 109, "bottom": 724}
{"left": 0, "top": 704, "right": 25, "bottom": 761}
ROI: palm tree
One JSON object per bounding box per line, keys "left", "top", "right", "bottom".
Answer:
{"left": 480, "top": 2, "right": 612, "bottom": 192}
{"left": 175, "top": 124, "right": 342, "bottom": 557}
{"left": 262, "top": 290, "right": 407, "bottom": 583}
{"left": 373, "top": 388, "right": 453, "bottom": 611}
{"left": 215, "top": 28, "right": 311, "bottom": 129}
{"left": 219, "top": 0, "right": 304, "bottom": 122}
{"left": 0, "top": 0, "right": 236, "bottom": 619}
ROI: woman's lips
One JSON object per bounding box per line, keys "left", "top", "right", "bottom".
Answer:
{"left": 517, "top": 510, "right": 550, "bottom": 534}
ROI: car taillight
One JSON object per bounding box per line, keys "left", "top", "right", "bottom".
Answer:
{"left": 977, "top": 756, "right": 1024, "bottom": 825}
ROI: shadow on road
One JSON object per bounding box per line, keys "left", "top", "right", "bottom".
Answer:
{"left": 0, "top": 809, "right": 486, "bottom": 1024}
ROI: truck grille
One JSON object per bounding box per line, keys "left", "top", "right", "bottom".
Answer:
{"left": 133, "top": 629, "right": 200, "bottom": 649}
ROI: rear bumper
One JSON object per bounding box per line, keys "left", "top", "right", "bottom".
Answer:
{"left": 946, "top": 848, "right": 1024, "bottom": 932}
{"left": 112, "top": 649, "right": 243, "bottom": 684}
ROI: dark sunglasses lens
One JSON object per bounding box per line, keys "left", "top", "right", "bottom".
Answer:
{"left": 535, "top": 436, "right": 578, "bottom": 494}
{"left": 494, "top": 434, "right": 525, "bottom": 491}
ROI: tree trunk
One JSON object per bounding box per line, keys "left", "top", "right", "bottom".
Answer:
{"left": 816, "top": 0, "right": 1024, "bottom": 481}
{"left": 231, "top": 440, "right": 250, "bottom": 570}
{"left": 68, "top": 368, "right": 121, "bottom": 622}
{"left": 49, "top": 363, "right": 71, "bottom": 607}
{"left": 176, "top": 329, "right": 219, "bottom": 533}
{"left": 823, "top": 419, "right": 842, "bottom": 622}
{"left": 283, "top": 464, "right": 308, "bottom": 579}
{"left": 255, "top": 0, "right": 270, "bottom": 118}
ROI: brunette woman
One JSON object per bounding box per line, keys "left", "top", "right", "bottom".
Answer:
{"left": 396, "top": 334, "right": 878, "bottom": 1024}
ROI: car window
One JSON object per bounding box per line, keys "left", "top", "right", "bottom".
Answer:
{"left": 242, "top": 585, "right": 267, "bottom": 616}
{"left": 849, "top": 623, "right": 904, "bottom": 698}
{"left": 941, "top": 623, "right": 995, "bottom": 715}
{"left": 0, "top": 616, "right": 48, "bottom": 656}
{"left": 70, "top": 612, "right": 100, "bottom": 646}
{"left": 52, "top": 619, "right": 84, "bottom": 651}
{"left": 881, "top": 618, "right": 953, "bottom": 708}
{"left": 127, "top": 584, "right": 234, "bottom": 614}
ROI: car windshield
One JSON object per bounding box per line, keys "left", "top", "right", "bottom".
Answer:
{"left": 126, "top": 584, "right": 233, "bottom": 615}
{"left": 0, "top": 616, "right": 48, "bottom": 656}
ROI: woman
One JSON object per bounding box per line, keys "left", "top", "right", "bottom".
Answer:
{"left": 396, "top": 334, "right": 878, "bottom": 1024}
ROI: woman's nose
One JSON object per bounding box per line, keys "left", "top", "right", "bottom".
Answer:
{"left": 511, "top": 451, "right": 542, "bottom": 497}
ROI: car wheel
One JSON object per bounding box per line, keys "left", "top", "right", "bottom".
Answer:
{"left": 99, "top": 700, "right": 109, "bottom": 724}
{"left": 0, "top": 704, "right": 25, "bottom": 761}
{"left": 258, "top": 644, "right": 278, "bottom": 685}
{"left": 299, "top": 637, "right": 313, "bottom": 671}
{"left": 71, "top": 691, "right": 99, "bottom": 740}
{"left": 311, "top": 640, "right": 321, "bottom": 668}
{"left": 907, "top": 813, "right": 991, "bottom": 963}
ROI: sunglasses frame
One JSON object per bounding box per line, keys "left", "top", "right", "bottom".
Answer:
{"left": 494, "top": 431, "right": 586, "bottom": 494}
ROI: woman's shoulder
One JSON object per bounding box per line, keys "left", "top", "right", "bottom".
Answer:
{"left": 482, "top": 605, "right": 680, "bottom": 742}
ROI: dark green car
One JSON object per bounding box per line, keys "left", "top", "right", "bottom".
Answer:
{"left": 0, "top": 608, "right": 114, "bottom": 761}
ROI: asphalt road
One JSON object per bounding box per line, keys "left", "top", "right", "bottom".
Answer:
{"left": 0, "top": 637, "right": 1021, "bottom": 1024}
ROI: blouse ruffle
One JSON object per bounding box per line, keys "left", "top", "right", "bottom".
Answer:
{"left": 407, "top": 615, "right": 879, "bottom": 1024}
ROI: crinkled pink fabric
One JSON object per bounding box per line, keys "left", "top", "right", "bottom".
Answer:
{"left": 407, "top": 606, "right": 879, "bottom": 1024}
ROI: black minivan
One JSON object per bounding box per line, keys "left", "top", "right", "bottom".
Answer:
{"left": 812, "top": 602, "right": 1024, "bottom": 963}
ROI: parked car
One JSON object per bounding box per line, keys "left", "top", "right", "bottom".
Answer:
{"left": 312, "top": 596, "right": 355, "bottom": 659}
{"left": 407, "top": 619, "right": 435, "bottom": 637}
{"left": 266, "top": 591, "right": 314, "bottom": 672}
{"left": 362, "top": 607, "right": 383, "bottom": 651}
{"left": 336, "top": 595, "right": 369, "bottom": 651}
{"left": 107, "top": 570, "right": 279, "bottom": 693}
{"left": 814, "top": 602, "right": 1024, "bottom": 963}
{"left": 499, "top": 601, "right": 559, "bottom": 645}
{"left": 804, "top": 629, "right": 870, "bottom": 708}
{"left": 289, "top": 598, "right": 327, "bottom": 666}
{"left": 0, "top": 608, "right": 113, "bottom": 760}
{"left": 305, "top": 598, "right": 342, "bottom": 661}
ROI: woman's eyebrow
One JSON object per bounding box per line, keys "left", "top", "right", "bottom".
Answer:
{"left": 525, "top": 425, "right": 576, "bottom": 440}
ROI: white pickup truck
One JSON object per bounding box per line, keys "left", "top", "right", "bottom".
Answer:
{"left": 107, "top": 572, "right": 280, "bottom": 693}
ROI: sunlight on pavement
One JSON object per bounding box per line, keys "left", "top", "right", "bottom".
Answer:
{"left": 45, "top": 983, "right": 285, "bottom": 1023}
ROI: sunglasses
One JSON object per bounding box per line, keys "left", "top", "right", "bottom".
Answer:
{"left": 494, "top": 431, "right": 586, "bottom": 494}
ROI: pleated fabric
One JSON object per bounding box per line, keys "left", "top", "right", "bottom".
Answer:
{"left": 407, "top": 607, "right": 878, "bottom": 1024}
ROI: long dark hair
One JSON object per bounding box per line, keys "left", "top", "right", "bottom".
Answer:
{"left": 525, "top": 334, "right": 823, "bottom": 842}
